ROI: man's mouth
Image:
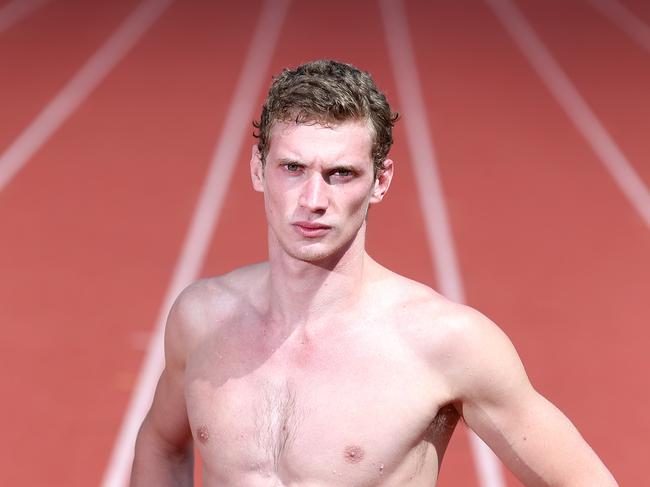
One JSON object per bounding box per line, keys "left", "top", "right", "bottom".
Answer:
{"left": 292, "top": 221, "right": 331, "bottom": 238}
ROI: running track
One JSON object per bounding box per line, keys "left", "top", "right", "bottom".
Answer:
{"left": 0, "top": 0, "right": 648, "bottom": 485}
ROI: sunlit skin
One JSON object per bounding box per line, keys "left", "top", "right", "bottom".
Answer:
{"left": 130, "top": 119, "right": 618, "bottom": 487}
{"left": 252, "top": 120, "right": 390, "bottom": 266}
{"left": 249, "top": 119, "right": 393, "bottom": 326}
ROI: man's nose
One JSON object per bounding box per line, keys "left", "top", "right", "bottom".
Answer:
{"left": 299, "top": 173, "right": 329, "bottom": 212}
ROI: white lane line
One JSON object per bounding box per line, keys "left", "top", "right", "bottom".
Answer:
{"left": 485, "top": 0, "right": 650, "bottom": 228}
{"left": 587, "top": 0, "right": 650, "bottom": 53}
{"left": 0, "top": 0, "right": 174, "bottom": 193}
{"left": 0, "top": 0, "right": 49, "bottom": 33}
{"left": 378, "top": 1, "right": 506, "bottom": 487}
{"left": 98, "top": 1, "right": 290, "bottom": 486}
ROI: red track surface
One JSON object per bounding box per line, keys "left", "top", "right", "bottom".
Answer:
{"left": 0, "top": 1, "right": 647, "bottom": 486}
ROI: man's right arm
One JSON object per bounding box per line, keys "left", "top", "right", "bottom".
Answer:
{"left": 130, "top": 288, "right": 201, "bottom": 486}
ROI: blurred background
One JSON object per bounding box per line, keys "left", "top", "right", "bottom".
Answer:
{"left": 0, "top": 0, "right": 648, "bottom": 485}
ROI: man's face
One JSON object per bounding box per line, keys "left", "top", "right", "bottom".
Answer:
{"left": 250, "top": 119, "right": 392, "bottom": 263}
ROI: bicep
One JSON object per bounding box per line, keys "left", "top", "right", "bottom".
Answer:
{"left": 465, "top": 383, "right": 614, "bottom": 486}
{"left": 463, "top": 382, "right": 572, "bottom": 485}
{"left": 138, "top": 292, "right": 198, "bottom": 453}
{"left": 452, "top": 310, "right": 614, "bottom": 485}
{"left": 140, "top": 364, "right": 193, "bottom": 453}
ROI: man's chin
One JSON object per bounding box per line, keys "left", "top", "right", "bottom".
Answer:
{"left": 275, "top": 228, "right": 360, "bottom": 266}
{"left": 285, "top": 240, "right": 354, "bottom": 268}
{"left": 289, "top": 247, "right": 332, "bottom": 264}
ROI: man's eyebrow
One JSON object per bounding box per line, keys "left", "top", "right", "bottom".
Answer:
{"left": 329, "top": 162, "right": 366, "bottom": 172}
{"left": 328, "top": 164, "right": 357, "bottom": 173}
{"left": 278, "top": 157, "right": 305, "bottom": 165}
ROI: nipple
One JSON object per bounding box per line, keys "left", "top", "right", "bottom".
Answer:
{"left": 343, "top": 445, "right": 365, "bottom": 464}
{"left": 197, "top": 425, "right": 209, "bottom": 444}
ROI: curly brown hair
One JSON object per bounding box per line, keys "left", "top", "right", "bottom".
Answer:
{"left": 253, "top": 60, "right": 399, "bottom": 176}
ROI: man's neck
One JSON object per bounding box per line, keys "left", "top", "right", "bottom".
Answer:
{"left": 266, "top": 234, "right": 370, "bottom": 329}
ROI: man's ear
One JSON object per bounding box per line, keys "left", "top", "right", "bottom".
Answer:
{"left": 370, "top": 159, "right": 394, "bottom": 203}
{"left": 250, "top": 144, "right": 265, "bottom": 192}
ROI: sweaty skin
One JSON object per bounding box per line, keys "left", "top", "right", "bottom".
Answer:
{"left": 131, "top": 121, "right": 618, "bottom": 487}
{"left": 182, "top": 262, "right": 460, "bottom": 486}
{"left": 185, "top": 260, "right": 458, "bottom": 486}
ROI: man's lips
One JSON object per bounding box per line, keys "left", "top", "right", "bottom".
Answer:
{"left": 294, "top": 221, "right": 330, "bottom": 229}
{"left": 292, "top": 221, "right": 331, "bottom": 237}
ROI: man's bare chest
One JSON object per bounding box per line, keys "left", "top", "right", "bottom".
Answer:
{"left": 184, "top": 327, "right": 454, "bottom": 486}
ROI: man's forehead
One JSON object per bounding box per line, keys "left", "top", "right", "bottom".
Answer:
{"left": 268, "top": 119, "right": 373, "bottom": 161}
{"left": 270, "top": 117, "right": 372, "bottom": 135}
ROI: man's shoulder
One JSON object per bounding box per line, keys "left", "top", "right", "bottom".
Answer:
{"left": 381, "top": 275, "right": 523, "bottom": 400}
{"left": 369, "top": 266, "right": 460, "bottom": 325}
{"left": 376, "top": 270, "right": 498, "bottom": 363}
{"left": 168, "top": 262, "right": 269, "bottom": 338}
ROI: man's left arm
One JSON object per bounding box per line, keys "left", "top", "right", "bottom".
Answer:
{"left": 445, "top": 306, "right": 618, "bottom": 487}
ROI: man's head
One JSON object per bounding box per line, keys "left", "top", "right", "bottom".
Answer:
{"left": 251, "top": 60, "right": 398, "bottom": 264}
{"left": 253, "top": 60, "right": 398, "bottom": 177}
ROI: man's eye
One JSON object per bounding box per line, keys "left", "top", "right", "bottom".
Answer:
{"left": 285, "top": 163, "right": 301, "bottom": 172}
{"left": 333, "top": 169, "right": 354, "bottom": 177}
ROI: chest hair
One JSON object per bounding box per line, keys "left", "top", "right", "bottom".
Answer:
{"left": 254, "top": 380, "right": 304, "bottom": 468}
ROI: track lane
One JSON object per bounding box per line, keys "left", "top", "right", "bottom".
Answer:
{"left": 509, "top": 2, "right": 650, "bottom": 483}
{"left": 588, "top": 0, "right": 650, "bottom": 53}
{"left": 403, "top": 0, "right": 648, "bottom": 484}
{"left": 0, "top": 0, "right": 50, "bottom": 33}
{"left": 513, "top": 0, "right": 650, "bottom": 221}
{"left": 618, "top": 0, "right": 650, "bottom": 24}
{"left": 0, "top": 2, "right": 264, "bottom": 485}
{"left": 0, "top": 0, "right": 139, "bottom": 160}
{"left": 0, "top": 0, "right": 176, "bottom": 192}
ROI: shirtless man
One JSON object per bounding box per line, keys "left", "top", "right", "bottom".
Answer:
{"left": 131, "top": 60, "right": 617, "bottom": 486}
